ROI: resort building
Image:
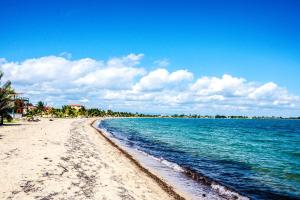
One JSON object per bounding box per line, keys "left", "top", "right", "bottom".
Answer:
{"left": 69, "top": 104, "right": 84, "bottom": 111}
{"left": 11, "top": 92, "right": 30, "bottom": 117}
{"left": 27, "top": 104, "right": 37, "bottom": 112}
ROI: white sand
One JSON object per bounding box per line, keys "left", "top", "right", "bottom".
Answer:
{"left": 0, "top": 118, "right": 183, "bottom": 200}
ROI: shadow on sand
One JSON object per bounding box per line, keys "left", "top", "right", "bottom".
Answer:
{"left": 0, "top": 123, "right": 22, "bottom": 126}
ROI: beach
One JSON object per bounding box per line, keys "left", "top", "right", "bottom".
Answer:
{"left": 0, "top": 118, "right": 185, "bottom": 200}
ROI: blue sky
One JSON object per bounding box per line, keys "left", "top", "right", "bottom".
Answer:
{"left": 1, "top": 0, "right": 300, "bottom": 115}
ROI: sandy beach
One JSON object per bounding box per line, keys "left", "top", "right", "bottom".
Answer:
{"left": 0, "top": 118, "right": 185, "bottom": 200}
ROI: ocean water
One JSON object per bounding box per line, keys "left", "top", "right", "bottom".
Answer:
{"left": 99, "top": 118, "right": 300, "bottom": 200}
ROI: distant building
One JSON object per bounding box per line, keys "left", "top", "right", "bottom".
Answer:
{"left": 11, "top": 93, "right": 30, "bottom": 116}
{"left": 27, "top": 105, "right": 37, "bottom": 111}
{"left": 69, "top": 104, "right": 84, "bottom": 111}
{"left": 42, "top": 106, "right": 52, "bottom": 111}
{"left": 22, "top": 104, "right": 36, "bottom": 115}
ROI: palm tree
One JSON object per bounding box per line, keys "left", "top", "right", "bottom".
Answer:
{"left": 36, "top": 101, "right": 45, "bottom": 116}
{"left": 0, "top": 71, "right": 14, "bottom": 125}
{"left": 36, "top": 101, "right": 45, "bottom": 111}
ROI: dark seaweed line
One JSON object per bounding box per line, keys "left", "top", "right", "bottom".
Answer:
{"left": 182, "top": 166, "right": 245, "bottom": 200}
{"left": 90, "top": 119, "right": 186, "bottom": 200}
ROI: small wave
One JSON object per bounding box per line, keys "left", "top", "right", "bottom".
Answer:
{"left": 134, "top": 148, "right": 249, "bottom": 200}
{"left": 134, "top": 148, "right": 185, "bottom": 172}
{"left": 183, "top": 167, "right": 249, "bottom": 200}
{"left": 211, "top": 183, "right": 249, "bottom": 200}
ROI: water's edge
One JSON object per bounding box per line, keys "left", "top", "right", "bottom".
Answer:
{"left": 93, "top": 118, "right": 249, "bottom": 200}
{"left": 90, "top": 119, "right": 186, "bottom": 200}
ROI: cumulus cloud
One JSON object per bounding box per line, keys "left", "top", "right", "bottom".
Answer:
{"left": 191, "top": 74, "right": 248, "bottom": 96}
{"left": 1, "top": 54, "right": 299, "bottom": 116}
{"left": 133, "top": 68, "right": 193, "bottom": 91}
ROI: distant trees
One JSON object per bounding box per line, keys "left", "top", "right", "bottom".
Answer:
{"left": 62, "top": 105, "right": 75, "bottom": 117}
{"left": 24, "top": 103, "right": 161, "bottom": 118}
{"left": 24, "top": 101, "right": 300, "bottom": 120}
{"left": 36, "top": 101, "right": 45, "bottom": 111}
{"left": 215, "top": 115, "right": 227, "bottom": 119}
{"left": 87, "top": 108, "right": 105, "bottom": 117}
{"left": 49, "top": 108, "right": 64, "bottom": 118}
{"left": 36, "top": 101, "right": 46, "bottom": 116}
{"left": 0, "top": 71, "right": 14, "bottom": 125}
{"left": 78, "top": 106, "right": 87, "bottom": 116}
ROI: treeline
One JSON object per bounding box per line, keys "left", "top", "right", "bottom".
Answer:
{"left": 27, "top": 102, "right": 300, "bottom": 120}
{"left": 26, "top": 102, "right": 159, "bottom": 118}
{"left": 0, "top": 71, "right": 14, "bottom": 124}
{"left": 170, "top": 114, "right": 250, "bottom": 118}
{"left": 162, "top": 114, "right": 300, "bottom": 119}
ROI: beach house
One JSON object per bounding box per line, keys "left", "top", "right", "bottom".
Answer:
{"left": 11, "top": 93, "right": 30, "bottom": 118}
{"left": 69, "top": 104, "right": 84, "bottom": 111}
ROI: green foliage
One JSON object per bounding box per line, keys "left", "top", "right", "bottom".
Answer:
{"left": 78, "top": 106, "right": 87, "bottom": 116}
{"left": 215, "top": 115, "right": 227, "bottom": 119}
{"left": 62, "top": 105, "right": 77, "bottom": 117}
{"left": 25, "top": 101, "right": 300, "bottom": 120}
{"left": 36, "top": 101, "right": 45, "bottom": 111}
{"left": 50, "top": 108, "right": 64, "bottom": 118}
{"left": 0, "top": 71, "right": 14, "bottom": 125}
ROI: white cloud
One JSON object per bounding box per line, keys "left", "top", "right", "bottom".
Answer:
{"left": 74, "top": 67, "right": 145, "bottom": 89}
{"left": 249, "top": 82, "right": 278, "bottom": 100}
{"left": 0, "top": 54, "right": 299, "bottom": 116}
{"left": 1, "top": 56, "right": 98, "bottom": 84}
{"left": 106, "top": 53, "right": 144, "bottom": 67}
{"left": 133, "top": 68, "right": 193, "bottom": 91}
{"left": 191, "top": 74, "right": 248, "bottom": 96}
{"left": 154, "top": 59, "right": 169, "bottom": 67}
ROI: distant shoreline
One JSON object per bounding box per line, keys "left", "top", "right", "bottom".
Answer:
{"left": 90, "top": 116, "right": 300, "bottom": 120}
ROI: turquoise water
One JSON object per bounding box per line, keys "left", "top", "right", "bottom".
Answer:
{"left": 99, "top": 118, "right": 300, "bottom": 200}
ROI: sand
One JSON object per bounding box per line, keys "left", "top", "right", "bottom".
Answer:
{"left": 0, "top": 118, "right": 185, "bottom": 200}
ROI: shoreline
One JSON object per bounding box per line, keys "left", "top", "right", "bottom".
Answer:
{"left": 96, "top": 118, "right": 250, "bottom": 200}
{"left": 91, "top": 119, "right": 187, "bottom": 200}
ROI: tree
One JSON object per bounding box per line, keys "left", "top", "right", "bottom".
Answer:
{"left": 78, "top": 106, "right": 87, "bottom": 116}
{"left": 107, "top": 109, "right": 114, "bottom": 116}
{"left": 62, "top": 105, "right": 77, "bottom": 117}
{"left": 49, "top": 108, "right": 63, "bottom": 118}
{"left": 36, "top": 101, "right": 45, "bottom": 111}
{"left": 0, "top": 71, "right": 14, "bottom": 125}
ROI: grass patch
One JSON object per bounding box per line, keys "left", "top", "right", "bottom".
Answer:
{"left": 3, "top": 119, "right": 20, "bottom": 124}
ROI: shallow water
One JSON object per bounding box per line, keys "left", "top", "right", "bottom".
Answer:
{"left": 99, "top": 118, "right": 300, "bottom": 200}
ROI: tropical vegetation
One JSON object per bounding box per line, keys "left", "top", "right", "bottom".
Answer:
{"left": 0, "top": 71, "right": 14, "bottom": 125}
{"left": 26, "top": 105, "right": 159, "bottom": 118}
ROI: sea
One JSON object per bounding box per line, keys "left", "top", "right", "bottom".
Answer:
{"left": 97, "top": 118, "right": 300, "bottom": 200}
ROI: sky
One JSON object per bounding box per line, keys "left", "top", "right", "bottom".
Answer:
{"left": 0, "top": 0, "right": 300, "bottom": 116}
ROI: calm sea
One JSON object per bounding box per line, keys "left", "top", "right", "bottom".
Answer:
{"left": 99, "top": 118, "right": 300, "bottom": 200}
